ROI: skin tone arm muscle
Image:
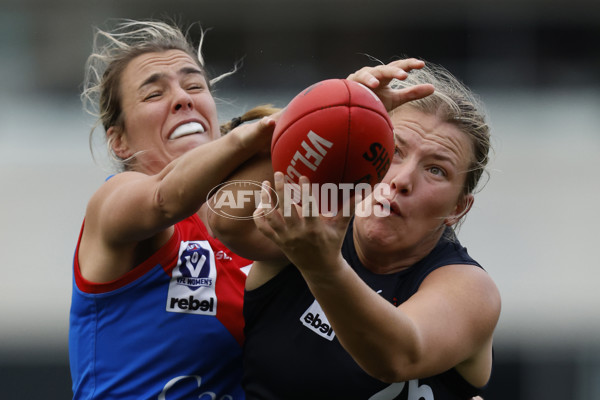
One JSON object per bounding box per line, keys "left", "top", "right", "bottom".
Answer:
{"left": 205, "top": 152, "right": 288, "bottom": 262}
{"left": 79, "top": 117, "right": 275, "bottom": 282}
{"left": 301, "top": 255, "right": 500, "bottom": 385}
{"left": 254, "top": 174, "right": 500, "bottom": 386}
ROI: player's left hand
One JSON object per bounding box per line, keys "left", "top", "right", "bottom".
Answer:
{"left": 347, "top": 58, "right": 435, "bottom": 111}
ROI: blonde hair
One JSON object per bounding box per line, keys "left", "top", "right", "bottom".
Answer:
{"left": 220, "top": 104, "right": 281, "bottom": 135}
{"left": 82, "top": 19, "right": 237, "bottom": 171}
{"left": 390, "top": 62, "right": 491, "bottom": 195}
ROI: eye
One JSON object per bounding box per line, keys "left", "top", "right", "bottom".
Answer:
{"left": 187, "top": 84, "right": 203, "bottom": 91}
{"left": 144, "top": 91, "right": 162, "bottom": 101}
{"left": 429, "top": 166, "right": 447, "bottom": 177}
{"left": 393, "top": 144, "right": 404, "bottom": 159}
{"left": 183, "top": 77, "right": 206, "bottom": 92}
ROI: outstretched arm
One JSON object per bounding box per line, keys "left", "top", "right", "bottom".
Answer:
{"left": 80, "top": 117, "right": 276, "bottom": 283}
{"left": 254, "top": 173, "right": 500, "bottom": 386}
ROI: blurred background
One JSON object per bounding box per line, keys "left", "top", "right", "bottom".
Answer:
{"left": 1, "top": 0, "right": 599, "bottom": 398}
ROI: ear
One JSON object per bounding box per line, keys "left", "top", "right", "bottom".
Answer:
{"left": 107, "top": 126, "right": 132, "bottom": 159}
{"left": 445, "top": 193, "right": 474, "bottom": 226}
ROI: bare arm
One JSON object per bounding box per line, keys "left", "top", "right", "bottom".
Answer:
{"left": 302, "top": 256, "right": 500, "bottom": 385}
{"left": 254, "top": 173, "right": 501, "bottom": 386}
{"left": 79, "top": 117, "right": 275, "bottom": 282}
{"left": 206, "top": 152, "right": 287, "bottom": 262}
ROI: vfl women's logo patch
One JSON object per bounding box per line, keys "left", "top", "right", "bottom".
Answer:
{"left": 176, "top": 242, "right": 212, "bottom": 290}
{"left": 166, "top": 241, "right": 218, "bottom": 316}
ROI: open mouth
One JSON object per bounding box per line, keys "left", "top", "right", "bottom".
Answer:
{"left": 169, "top": 122, "right": 206, "bottom": 140}
{"left": 376, "top": 200, "right": 401, "bottom": 217}
{"left": 390, "top": 202, "right": 403, "bottom": 216}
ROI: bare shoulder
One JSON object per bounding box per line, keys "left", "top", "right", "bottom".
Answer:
{"left": 86, "top": 172, "right": 149, "bottom": 209}
{"left": 421, "top": 264, "right": 501, "bottom": 311}
{"left": 79, "top": 171, "right": 173, "bottom": 283}
{"left": 401, "top": 264, "right": 501, "bottom": 387}
{"left": 419, "top": 264, "right": 501, "bottom": 340}
{"left": 85, "top": 171, "right": 168, "bottom": 242}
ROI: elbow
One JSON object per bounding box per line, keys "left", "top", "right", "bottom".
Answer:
{"left": 153, "top": 184, "right": 194, "bottom": 223}
{"left": 362, "top": 334, "right": 425, "bottom": 384}
{"left": 369, "top": 359, "right": 420, "bottom": 384}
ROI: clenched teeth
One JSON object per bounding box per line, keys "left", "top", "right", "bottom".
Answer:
{"left": 170, "top": 122, "right": 205, "bottom": 139}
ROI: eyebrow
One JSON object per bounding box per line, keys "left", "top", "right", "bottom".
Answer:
{"left": 430, "top": 152, "right": 457, "bottom": 166}
{"left": 394, "top": 134, "right": 407, "bottom": 146}
{"left": 394, "top": 132, "right": 459, "bottom": 166}
{"left": 138, "top": 67, "right": 204, "bottom": 90}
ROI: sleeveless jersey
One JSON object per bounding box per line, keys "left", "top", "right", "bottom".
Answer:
{"left": 69, "top": 213, "right": 250, "bottom": 399}
{"left": 242, "top": 225, "right": 485, "bottom": 400}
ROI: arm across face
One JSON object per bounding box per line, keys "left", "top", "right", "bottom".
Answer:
{"left": 206, "top": 152, "right": 287, "bottom": 262}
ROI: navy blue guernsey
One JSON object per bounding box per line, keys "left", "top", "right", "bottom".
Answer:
{"left": 243, "top": 225, "right": 486, "bottom": 400}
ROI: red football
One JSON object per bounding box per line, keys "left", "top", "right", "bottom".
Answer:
{"left": 271, "top": 79, "right": 394, "bottom": 205}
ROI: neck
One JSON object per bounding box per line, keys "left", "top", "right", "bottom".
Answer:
{"left": 352, "top": 223, "right": 445, "bottom": 274}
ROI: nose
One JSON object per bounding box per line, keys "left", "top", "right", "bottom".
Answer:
{"left": 387, "top": 161, "right": 416, "bottom": 196}
{"left": 172, "top": 87, "right": 193, "bottom": 112}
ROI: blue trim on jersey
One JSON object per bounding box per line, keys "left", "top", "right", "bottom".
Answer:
{"left": 69, "top": 216, "right": 247, "bottom": 399}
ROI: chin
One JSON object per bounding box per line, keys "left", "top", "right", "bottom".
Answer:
{"left": 177, "top": 135, "right": 211, "bottom": 152}
{"left": 356, "top": 216, "right": 400, "bottom": 246}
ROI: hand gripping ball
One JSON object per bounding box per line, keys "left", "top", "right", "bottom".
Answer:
{"left": 271, "top": 79, "right": 394, "bottom": 207}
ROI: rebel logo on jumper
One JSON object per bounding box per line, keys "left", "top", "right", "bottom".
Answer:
{"left": 300, "top": 299, "right": 336, "bottom": 341}
{"left": 166, "top": 241, "right": 217, "bottom": 316}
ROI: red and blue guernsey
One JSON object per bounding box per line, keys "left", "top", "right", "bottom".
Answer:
{"left": 69, "top": 213, "right": 251, "bottom": 399}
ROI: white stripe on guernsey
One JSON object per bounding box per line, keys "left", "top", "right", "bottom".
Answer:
{"left": 241, "top": 263, "right": 253, "bottom": 276}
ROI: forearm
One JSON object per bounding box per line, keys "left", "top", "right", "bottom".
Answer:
{"left": 156, "top": 120, "right": 272, "bottom": 222}
{"left": 253, "top": 172, "right": 422, "bottom": 380}
{"left": 299, "top": 256, "right": 422, "bottom": 383}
